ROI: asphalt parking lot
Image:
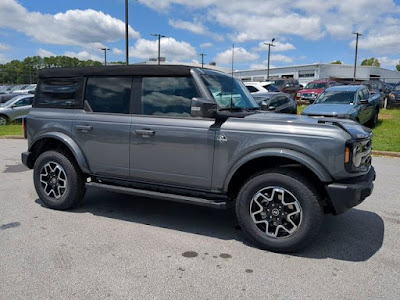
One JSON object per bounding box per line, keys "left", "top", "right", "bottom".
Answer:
{"left": 1, "top": 139, "right": 399, "bottom": 300}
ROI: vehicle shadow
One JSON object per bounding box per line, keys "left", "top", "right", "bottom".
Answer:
{"left": 35, "top": 188, "right": 384, "bottom": 262}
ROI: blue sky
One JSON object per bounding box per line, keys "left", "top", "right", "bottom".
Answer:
{"left": 0, "top": 0, "right": 399, "bottom": 71}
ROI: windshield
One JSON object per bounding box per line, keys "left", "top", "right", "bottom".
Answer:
{"left": 305, "top": 82, "right": 327, "bottom": 89}
{"left": 315, "top": 91, "right": 355, "bottom": 104}
{"left": 271, "top": 80, "right": 284, "bottom": 87}
{"left": 394, "top": 85, "right": 400, "bottom": 91}
{"left": 201, "top": 74, "right": 258, "bottom": 109}
{"left": 263, "top": 84, "right": 280, "bottom": 92}
{"left": 2, "top": 97, "right": 19, "bottom": 107}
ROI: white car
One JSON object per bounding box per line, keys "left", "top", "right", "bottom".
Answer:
{"left": 244, "top": 81, "right": 280, "bottom": 95}
{"left": 12, "top": 84, "right": 37, "bottom": 94}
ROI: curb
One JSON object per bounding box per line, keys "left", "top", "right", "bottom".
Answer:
{"left": 371, "top": 150, "right": 400, "bottom": 158}
{"left": 0, "top": 136, "right": 25, "bottom": 139}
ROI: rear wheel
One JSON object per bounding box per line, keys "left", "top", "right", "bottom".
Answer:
{"left": 0, "top": 115, "right": 8, "bottom": 126}
{"left": 236, "top": 169, "right": 323, "bottom": 252}
{"left": 33, "top": 150, "right": 86, "bottom": 210}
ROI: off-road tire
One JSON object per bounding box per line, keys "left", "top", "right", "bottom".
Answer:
{"left": 236, "top": 168, "right": 323, "bottom": 253}
{"left": 33, "top": 150, "right": 86, "bottom": 210}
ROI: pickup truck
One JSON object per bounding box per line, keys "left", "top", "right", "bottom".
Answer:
{"left": 21, "top": 65, "right": 375, "bottom": 252}
{"left": 301, "top": 85, "right": 380, "bottom": 127}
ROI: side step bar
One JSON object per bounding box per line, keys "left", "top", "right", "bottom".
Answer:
{"left": 85, "top": 182, "right": 227, "bottom": 209}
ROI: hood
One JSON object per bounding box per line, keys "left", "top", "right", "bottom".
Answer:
{"left": 301, "top": 104, "right": 356, "bottom": 116}
{"left": 228, "top": 111, "right": 371, "bottom": 140}
{"left": 298, "top": 88, "right": 324, "bottom": 94}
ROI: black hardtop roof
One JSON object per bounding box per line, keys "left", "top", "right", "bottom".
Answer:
{"left": 39, "top": 64, "right": 199, "bottom": 78}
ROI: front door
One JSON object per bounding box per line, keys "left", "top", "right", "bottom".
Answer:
{"left": 129, "top": 76, "right": 216, "bottom": 190}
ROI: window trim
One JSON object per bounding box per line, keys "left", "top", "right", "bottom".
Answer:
{"left": 34, "top": 77, "right": 84, "bottom": 109}
{"left": 83, "top": 76, "right": 134, "bottom": 115}
{"left": 138, "top": 75, "right": 202, "bottom": 119}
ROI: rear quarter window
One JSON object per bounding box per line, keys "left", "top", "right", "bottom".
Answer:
{"left": 35, "top": 78, "right": 83, "bottom": 108}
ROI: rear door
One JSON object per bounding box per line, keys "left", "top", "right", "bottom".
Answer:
{"left": 130, "top": 76, "right": 216, "bottom": 190}
{"left": 73, "top": 77, "right": 132, "bottom": 178}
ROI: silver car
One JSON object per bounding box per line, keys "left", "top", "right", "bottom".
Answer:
{"left": 0, "top": 94, "right": 34, "bottom": 125}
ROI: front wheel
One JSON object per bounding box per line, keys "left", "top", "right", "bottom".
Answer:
{"left": 0, "top": 115, "right": 8, "bottom": 126}
{"left": 236, "top": 169, "right": 323, "bottom": 252}
{"left": 33, "top": 150, "right": 86, "bottom": 210}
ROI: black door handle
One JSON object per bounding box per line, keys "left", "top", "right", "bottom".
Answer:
{"left": 75, "top": 124, "right": 93, "bottom": 131}
{"left": 135, "top": 129, "right": 155, "bottom": 137}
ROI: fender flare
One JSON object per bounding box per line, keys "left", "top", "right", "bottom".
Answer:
{"left": 223, "top": 148, "right": 332, "bottom": 192}
{"left": 29, "top": 132, "right": 90, "bottom": 174}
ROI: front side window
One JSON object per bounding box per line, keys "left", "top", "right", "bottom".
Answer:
{"left": 142, "top": 77, "right": 199, "bottom": 117}
{"left": 201, "top": 74, "right": 258, "bottom": 109}
{"left": 37, "top": 78, "right": 82, "bottom": 108}
{"left": 85, "top": 77, "right": 132, "bottom": 114}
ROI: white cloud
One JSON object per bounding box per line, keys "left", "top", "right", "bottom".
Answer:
{"left": 0, "top": 43, "right": 10, "bottom": 51}
{"left": 200, "top": 42, "right": 213, "bottom": 48}
{"left": 270, "top": 54, "right": 294, "bottom": 63}
{"left": 169, "top": 19, "right": 223, "bottom": 41}
{"left": 64, "top": 51, "right": 102, "bottom": 62}
{"left": 129, "top": 37, "right": 197, "bottom": 61}
{"left": 112, "top": 48, "right": 123, "bottom": 55}
{"left": 169, "top": 19, "right": 207, "bottom": 35}
{"left": 254, "top": 41, "right": 296, "bottom": 52}
{"left": 0, "top": 0, "right": 140, "bottom": 48}
{"left": 37, "top": 48, "right": 56, "bottom": 57}
{"left": 214, "top": 47, "right": 258, "bottom": 65}
{"left": 0, "top": 53, "right": 7, "bottom": 63}
{"left": 376, "top": 57, "right": 400, "bottom": 69}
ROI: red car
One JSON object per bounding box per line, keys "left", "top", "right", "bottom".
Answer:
{"left": 296, "top": 80, "right": 338, "bottom": 103}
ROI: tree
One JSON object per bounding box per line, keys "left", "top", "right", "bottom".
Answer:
{"left": 331, "top": 60, "right": 342, "bottom": 64}
{"left": 361, "top": 57, "right": 380, "bottom": 67}
{"left": 0, "top": 55, "right": 102, "bottom": 84}
{"left": 396, "top": 64, "right": 400, "bottom": 72}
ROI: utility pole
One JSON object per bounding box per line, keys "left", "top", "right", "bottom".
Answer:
{"left": 264, "top": 38, "right": 275, "bottom": 80}
{"left": 125, "top": 0, "right": 129, "bottom": 65}
{"left": 352, "top": 32, "right": 362, "bottom": 81}
{"left": 100, "top": 48, "right": 110, "bottom": 66}
{"left": 150, "top": 33, "right": 166, "bottom": 65}
{"left": 199, "top": 53, "right": 206, "bottom": 68}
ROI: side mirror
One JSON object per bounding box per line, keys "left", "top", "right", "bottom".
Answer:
{"left": 260, "top": 101, "right": 268, "bottom": 110}
{"left": 190, "top": 97, "right": 217, "bottom": 118}
{"left": 11, "top": 104, "right": 17, "bottom": 109}
{"left": 359, "top": 99, "right": 368, "bottom": 104}
{"left": 268, "top": 106, "right": 276, "bottom": 111}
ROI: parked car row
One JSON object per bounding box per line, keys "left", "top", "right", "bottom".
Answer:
{"left": 0, "top": 94, "right": 34, "bottom": 125}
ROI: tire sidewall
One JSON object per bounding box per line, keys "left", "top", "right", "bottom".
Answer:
{"left": 34, "top": 150, "right": 84, "bottom": 210}
{"left": 236, "top": 172, "right": 322, "bottom": 252}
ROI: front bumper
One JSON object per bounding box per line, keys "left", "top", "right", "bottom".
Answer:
{"left": 325, "top": 167, "right": 376, "bottom": 215}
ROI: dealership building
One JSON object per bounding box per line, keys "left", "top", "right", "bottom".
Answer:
{"left": 233, "top": 63, "right": 400, "bottom": 86}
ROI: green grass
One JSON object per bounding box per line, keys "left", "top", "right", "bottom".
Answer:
{"left": 372, "top": 109, "right": 400, "bottom": 152}
{"left": 0, "top": 124, "right": 23, "bottom": 137}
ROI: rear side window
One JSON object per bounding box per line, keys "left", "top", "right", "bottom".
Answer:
{"left": 246, "top": 86, "right": 258, "bottom": 93}
{"left": 84, "top": 77, "right": 132, "bottom": 114}
{"left": 141, "top": 77, "right": 199, "bottom": 117}
{"left": 37, "top": 78, "right": 83, "bottom": 108}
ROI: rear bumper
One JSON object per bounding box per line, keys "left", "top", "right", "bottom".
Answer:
{"left": 325, "top": 167, "right": 375, "bottom": 215}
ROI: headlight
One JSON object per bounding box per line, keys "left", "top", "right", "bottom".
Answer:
{"left": 389, "top": 93, "right": 395, "bottom": 100}
{"left": 345, "top": 139, "right": 372, "bottom": 172}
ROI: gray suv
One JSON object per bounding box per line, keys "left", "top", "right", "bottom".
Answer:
{"left": 22, "top": 65, "right": 375, "bottom": 252}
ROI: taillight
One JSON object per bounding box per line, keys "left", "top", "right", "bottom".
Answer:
{"left": 23, "top": 118, "right": 27, "bottom": 138}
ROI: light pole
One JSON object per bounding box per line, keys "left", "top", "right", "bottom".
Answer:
{"left": 150, "top": 33, "right": 166, "bottom": 65}
{"left": 125, "top": 0, "right": 129, "bottom": 65}
{"left": 264, "top": 38, "right": 275, "bottom": 80}
{"left": 199, "top": 53, "right": 206, "bottom": 68}
{"left": 100, "top": 48, "right": 110, "bottom": 66}
{"left": 352, "top": 32, "right": 362, "bottom": 81}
